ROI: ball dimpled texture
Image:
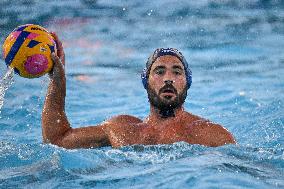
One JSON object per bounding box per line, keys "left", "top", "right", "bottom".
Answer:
{"left": 2, "top": 24, "right": 57, "bottom": 78}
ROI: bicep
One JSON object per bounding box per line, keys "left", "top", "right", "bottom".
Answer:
{"left": 53, "top": 115, "right": 141, "bottom": 149}
{"left": 54, "top": 124, "right": 111, "bottom": 149}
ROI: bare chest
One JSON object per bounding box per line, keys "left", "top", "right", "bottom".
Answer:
{"left": 141, "top": 124, "right": 189, "bottom": 145}
{"left": 109, "top": 123, "right": 191, "bottom": 147}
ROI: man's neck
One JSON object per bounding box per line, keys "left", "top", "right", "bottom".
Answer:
{"left": 145, "top": 105, "right": 185, "bottom": 126}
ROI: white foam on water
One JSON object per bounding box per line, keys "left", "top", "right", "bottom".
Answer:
{"left": 0, "top": 67, "right": 14, "bottom": 111}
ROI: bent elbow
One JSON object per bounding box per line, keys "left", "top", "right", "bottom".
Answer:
{"left": 42, "top": 128, "right": 71, "bottom": 147}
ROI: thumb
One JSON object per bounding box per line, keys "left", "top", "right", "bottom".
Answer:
{"left": 50, "top": 52, "right": 64, "bottom": 77}
{"left": 51, "top": 52, "right": 64, "bottom": 68}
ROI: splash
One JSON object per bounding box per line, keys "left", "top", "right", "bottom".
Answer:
{"left": 0, "top": 67, "right": 14, "bottom": 111}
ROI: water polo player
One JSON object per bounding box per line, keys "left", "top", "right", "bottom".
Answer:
{"left": 42, "top": 33, "right": 236, "bottom": 149}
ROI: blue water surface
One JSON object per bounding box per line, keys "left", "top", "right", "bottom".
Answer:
{"left": 0, "top": 0, "right": 283, "bottom": 188}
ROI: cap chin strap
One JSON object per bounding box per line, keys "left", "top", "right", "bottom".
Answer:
{"left": 159, "top": 108, "right": 175, "bottom": 118}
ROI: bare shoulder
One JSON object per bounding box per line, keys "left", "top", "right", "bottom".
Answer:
{"left": 102, "top": 115, "right": 142, "bottom": 147}
{"left": 183, "top": 112, "right": 236, "bottom": 147}
{"left": 106, "top": 115, "right": 142, "bottom": 125}
{"left": 102, "top": 114, "right": 142, "bottom": 132}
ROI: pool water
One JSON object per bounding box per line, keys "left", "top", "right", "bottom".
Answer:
{"left": 0, "top": 0, "right": 283, "bottom": 188}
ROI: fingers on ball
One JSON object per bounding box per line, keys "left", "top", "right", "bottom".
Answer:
{"left": 50, "top": 32, "right": 65, "bottom": 65}
{"left": 50, "top": 32, "right": 63, "bottom": 52}
{"left": 51, "top": 53, "right": 60, "bottom": 64}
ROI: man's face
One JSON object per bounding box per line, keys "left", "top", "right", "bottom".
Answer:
{"left": 147, "top": 55, "right": 187, "bottom": 111}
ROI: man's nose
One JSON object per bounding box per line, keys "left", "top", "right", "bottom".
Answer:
{"left": 163, "top": 71, "right": 175, "bottom": 85}
{"left": 164, "top": 80, "right": 173, "bottom": 85}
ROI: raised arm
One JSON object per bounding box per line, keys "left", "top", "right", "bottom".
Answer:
{"left": 41, "top": 32, "right": 111, "bottom": 149}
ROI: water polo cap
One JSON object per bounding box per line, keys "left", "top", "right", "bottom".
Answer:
{"left": 141, "top": 48, "right": 192, "bottom": 90}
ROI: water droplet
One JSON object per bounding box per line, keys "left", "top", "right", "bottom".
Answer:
{"left": 0, "top": 67, "right": 14, "bottom": 110}
{"left": 239, "top": 91, "right": 245, "bottom": 96}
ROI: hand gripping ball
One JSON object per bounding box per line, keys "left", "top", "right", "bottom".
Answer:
{"left": 2, "top": 24, "right": 57, "bottom": 78}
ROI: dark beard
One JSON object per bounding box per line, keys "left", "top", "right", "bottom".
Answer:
{"left": 147, "top": 84, "right": 187, "bottom": 118}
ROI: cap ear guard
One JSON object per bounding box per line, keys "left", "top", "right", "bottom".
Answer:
{"left": 185, "top": 64, "right": 192, "bottom": 89}
{"left": 141, "top": 67, "right": 148, "bottom": 89}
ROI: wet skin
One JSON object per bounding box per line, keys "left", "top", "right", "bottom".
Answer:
{"left": 42, "top": 33, "right": 236, "bottom": 149}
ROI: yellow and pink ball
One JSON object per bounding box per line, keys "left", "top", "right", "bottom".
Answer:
{"left": 2, "top": 24, "right": 57, "bottom": 78}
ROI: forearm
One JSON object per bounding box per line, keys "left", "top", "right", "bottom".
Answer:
{"left": 46, "top": 73, "right": 66, "bottom": 111}
{"left": 42, "top": 75, "right": 70, "bottom": 144}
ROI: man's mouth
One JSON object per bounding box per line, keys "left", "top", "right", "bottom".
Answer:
{"left": 162, "top": 88, "right": 175, "bottom": 94}
{"left": 159, "top": 87, "right": 177, "bottom": 99}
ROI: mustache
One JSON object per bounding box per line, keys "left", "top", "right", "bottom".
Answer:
{"left": 158, "top": 84, "right": 177, "bottom": 95}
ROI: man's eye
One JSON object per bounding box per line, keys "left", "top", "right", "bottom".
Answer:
{"left": 174, "top": 70, "right": 182, "bottom": 75}
{"left": 155, "top": 70, "right": 164, "bottom": 75}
